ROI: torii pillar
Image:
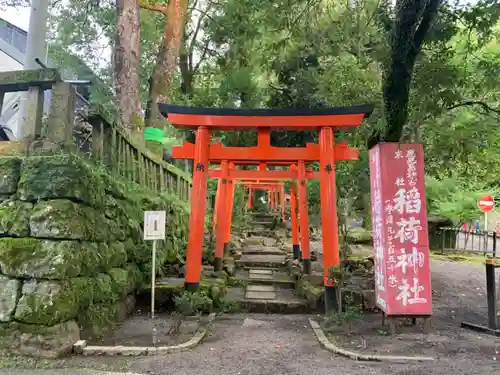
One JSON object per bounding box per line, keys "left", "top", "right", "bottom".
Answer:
{"left": 290, "top": 184, "right": 300, "bottom": 261}
{"left": 161, "top": 103, "right": 373, "bottom": 313}
{"left": 183, "top": 126, "right": 209, "bottom": 291}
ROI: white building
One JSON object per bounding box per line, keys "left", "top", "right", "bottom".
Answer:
{"left": 0, "top": 17, "right": 91, "bottom": 141}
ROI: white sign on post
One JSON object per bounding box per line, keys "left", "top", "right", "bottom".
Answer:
{"left": 144, "top": 211, "right": 166, "bottom": 241}
{"left": 143, "top": 210, "right": 166, "bottom": 345}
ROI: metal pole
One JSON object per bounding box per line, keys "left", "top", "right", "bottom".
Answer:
{"left": 151, "top": 239, "right": 156, "bottom": 319}
{"left": 151, "top": 239, "right": 157, "bottom": 345}
{"left": 17, "top": 0, "right": 49, "bottom": 139}
{"left": 493, "top": 232, "right": 497, "bottom": 258}
{"left": 485, "top": 212, "right": 489, "bottom": 255}
{"left": 485, "top": 261, "right": 496, "bottom": 330}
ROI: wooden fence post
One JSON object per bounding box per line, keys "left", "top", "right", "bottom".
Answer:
{"left": 46, "top": 81, "right": 75, "bottom": 148}
{"left": 23, "top": 86, "right": 44, "bottom": 142}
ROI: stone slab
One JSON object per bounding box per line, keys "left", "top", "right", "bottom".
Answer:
{"left": 245, "top": 291, "right": 277, "bottom": 300}
{"left": 242, "top": 318, "right": 271, "bottom": 328}
{"left": 240, "top": 254, "right": 286, "bottom": 264}
{"left": 246, "top": 284, "right": 275, "bottom": 292}
{"left": 249, "top": 269, "right": 273, "bottom": 275}
{"left": 249, "top": 273, "right": 273, "bottom": 280}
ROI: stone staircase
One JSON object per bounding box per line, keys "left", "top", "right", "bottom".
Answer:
{"left": 142, "top": 211, "right": 318, "bottom": 314}
{"left": 226, "top": 215, "right": 313, "bottom": 314}
{"left": 246, "top": 212, "right": 278, "bottom": 237}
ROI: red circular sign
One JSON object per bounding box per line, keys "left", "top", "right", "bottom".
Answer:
{"left": 478, "top": 194, "right": 495, "bottom": 213}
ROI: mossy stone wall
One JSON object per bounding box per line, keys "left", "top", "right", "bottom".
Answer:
{"left": 0, "top": 155, "right": 189, "bottom": 358}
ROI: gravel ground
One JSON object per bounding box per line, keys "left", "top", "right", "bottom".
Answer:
{"left": 329, "top": 259, "right": 499, "bottom": 359}
{"left": 1, "top": 312, "right": 498, "bottom": 375}
{"left": 1, "top": 248, "right": 499, "bottom": 375}
{"left": 89, "top": 312, "right": 198, "bottom": 347}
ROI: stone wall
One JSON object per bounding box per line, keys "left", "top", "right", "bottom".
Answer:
{"left": 0, "top": 154, "right": 189, "bottom": 357}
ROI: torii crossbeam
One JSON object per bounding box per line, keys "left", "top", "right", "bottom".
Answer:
{"left": 209, "top": 162, "right": 328, "bottom": 274}
{"left": 160, "top": 104, "right": 373, "bottom": 313}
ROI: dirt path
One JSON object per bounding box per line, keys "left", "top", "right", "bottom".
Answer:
{"left": 1, "top": 313, "right": 498, "bottom": 375}
{"left": 1, "top": 251, "right": 499, "bottom": 375}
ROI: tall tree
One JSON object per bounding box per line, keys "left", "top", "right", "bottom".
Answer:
{"left": 368, "top": 0, "right": 442, "bottom": 148}
{"left": 114, "top": 0, "right": 142, "bottom": 133}
{"left": 139, "top": 0, "right": 189, "bottom": 127}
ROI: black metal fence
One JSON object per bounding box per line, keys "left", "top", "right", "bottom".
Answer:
{"left": 437, "top": 227, "right": 497, "bottom": 257}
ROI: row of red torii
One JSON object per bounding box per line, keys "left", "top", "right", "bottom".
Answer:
{"left": 160, "top": 104, "right": 373, "bottom": 313}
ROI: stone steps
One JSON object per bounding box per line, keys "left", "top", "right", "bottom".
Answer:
{"left": 252, "top": 221, "right": 274, "bottom": 226}
{"left": 225, "top": 286, "right": 313, "bottom": 314}
{"left": 245, "top": 284, "right": 277, "bottom": 300}
{"left": 231, "top": 269, "right": 295, "bottom": 288}
{"left": 245, "top": 236, "right": 276, "bottom": 246}
{"left": 236, "top": 253, "right": 287, "bottom": 268}
{"left": 241, "top": 245, "right": 286, "bottom": 256}
{"left": 247, "top": 230, "right": 275, "bottom": 237}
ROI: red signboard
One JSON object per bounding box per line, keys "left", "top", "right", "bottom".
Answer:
{"left": 478, "top": 194, "right": 494, "bottom": 213}
{"left": 369, "top": 143, "right": 432, "bottom": 316}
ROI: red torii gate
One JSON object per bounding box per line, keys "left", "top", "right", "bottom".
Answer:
{"left": 208, "top": 163, "right": 323, "bottom": 274}
{"left": 238, "top": 181, "right": 284, "bottom": 214}
{"left": 161, "top": 104, "right": 372, "bottom": 313}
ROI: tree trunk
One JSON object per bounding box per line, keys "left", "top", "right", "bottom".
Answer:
{"left": 114, "top": 0, "right": 142, "bottom": 133}
{"left": 145, "top": 0, "right": 189, "bottom": 127}
{"left": 179, "top": 48, "right": 194, "bottom": 97}
{"left": 367, "top": 0, "right": 441, "bottom": 149}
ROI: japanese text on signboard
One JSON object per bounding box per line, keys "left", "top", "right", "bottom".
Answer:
{"left": 369, "top": 143, "right": 432, "bottom": 316}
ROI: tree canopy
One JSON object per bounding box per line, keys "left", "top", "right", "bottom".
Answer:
{"left": 6, "top": 0, "right": 500, "bottom": 224}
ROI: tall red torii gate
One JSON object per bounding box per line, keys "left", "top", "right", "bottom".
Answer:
{"left": 207, "top": 163, "right": 325, "bottom": 275}
{"left": 160, "top": 104, "right": 372, "bottom": 313}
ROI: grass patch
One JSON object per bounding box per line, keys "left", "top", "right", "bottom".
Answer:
{"left": 430, "top": 250, "right": 489, "bottom": 267}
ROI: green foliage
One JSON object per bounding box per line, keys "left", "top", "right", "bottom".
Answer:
{"left": 426, "top": 175, "right": 497, "bottom": 225}
{"left": 48, "top": 0, "right": 500, "bottom": 226}
{"left": 173, "top": 290, "right": 213, "bottom": 316}
{"left": 329, "top": 265, "right": 349, "bottom": 289}
{"left": 323, "top": 294, "right": 363, "bottom": 335}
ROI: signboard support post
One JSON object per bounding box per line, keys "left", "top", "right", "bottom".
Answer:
{"left": 151, "top": 239, "right": 157, "bottom": 346}
{"left": 151, "top": 239, "right": 157, "bottom": 320}
{"left": 143, "top": 210, "right": 167, "bottom": 346}
{"left": 478, "top": 194, "right": 495, "bottom": 253}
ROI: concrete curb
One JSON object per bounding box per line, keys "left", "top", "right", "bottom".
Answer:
{"left": 308, "top": 318, "right": 435, "bottom": 362}
{"left": 74, "top": 313, "right": 216, "bottom": 356}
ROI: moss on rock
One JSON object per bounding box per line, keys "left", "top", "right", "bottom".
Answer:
{"left": 0, "top": 276, "right": 20, "bottom": 322}
{"left": 89, "top": 273, "right": 118, "bottom": 303}
{"left": 29, "top": 199, "right": 124, "bottom": 241}
{"left": 18, "top": 155, "right": 105, "bottom": 207}
{"left": 103, "top": 196, "right": 142, "bottom": 241}
{"left": 14, "top": 280, "right": 79, "bottom": 325}
{"left": 125, "top": 263, "right": 143, "bottom": 292}
{"left": 0, "top": 200, "right": 32, "bottom": 237}
{"left": 0, "top": 320, "right": 80, "bottom": 358}
{"left": 0, "top": 238, "right": 119, "bottom": 279}
{"left": 77, "top": 301, "right": 120, "bottom": 341}
{"left": 102, "top": 242, "right": 128, "bottom": 269}
{"left": 108, "top": 268, "right": 129, "bottom": 297}
{"left": 297, "top": 279, "right": 323, "bottom": 310}
{"left": 347, "top": 227, "right": 373, "bottom": 244}
{"left": 0, "top": 157, "right": 21, "bottom": 195}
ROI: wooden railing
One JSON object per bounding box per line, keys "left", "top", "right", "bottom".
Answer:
{"left": 84, "top": 109, "right": 192, "bottom": 201}
{"left": 0, "top": 68, "right": 192, "bottom": 202}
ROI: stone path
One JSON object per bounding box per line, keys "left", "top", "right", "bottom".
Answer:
{"left": 2, "top": 314, "right": 498, "bottom": 375}
{"left": 245, "top": 283, "right": 276, "bottom": 300}
{"left": 227, "top": 215, "right": 311, "bottom": 313}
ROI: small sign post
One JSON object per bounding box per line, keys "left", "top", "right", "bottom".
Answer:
{"left": 143, "top": 210, "right": 166, "bottom": 345}
{"left": 478, "top": 194, "right": 495, "bottom": 232}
